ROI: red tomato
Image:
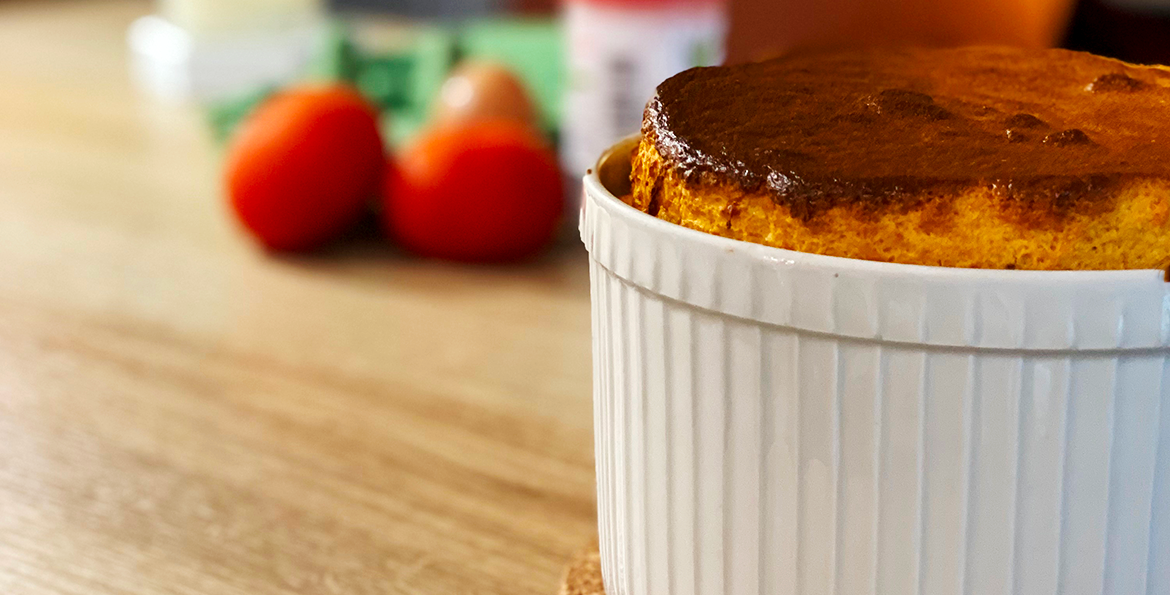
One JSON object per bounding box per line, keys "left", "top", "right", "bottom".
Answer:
{"left": 225, "top": 85, "right": 384, "bottom": 251}
{"left": 384, "top": 121, "right": 564, "bottom": 262}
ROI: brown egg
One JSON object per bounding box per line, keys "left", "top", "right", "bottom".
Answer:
{"left": 431, "top": 61, "right": 539, "bottom": 131}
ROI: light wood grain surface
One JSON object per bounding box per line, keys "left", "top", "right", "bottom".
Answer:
{"left": 0, "top": 1, "right": 597, "bottom": 592}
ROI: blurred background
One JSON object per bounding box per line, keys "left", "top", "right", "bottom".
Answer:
{"left": 3, "top": 0, "right": 1170, "bottom": 592}
{"left": 121, "top": 0, "right": 1170, "bottom": 217}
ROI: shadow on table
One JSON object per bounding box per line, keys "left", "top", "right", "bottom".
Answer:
{"left": 261, "top": 212, "right": 591, "bottom": 298}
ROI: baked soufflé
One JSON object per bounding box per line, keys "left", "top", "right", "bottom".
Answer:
{"left": 631, "top": 47, "right": 1170, "bottom": 270}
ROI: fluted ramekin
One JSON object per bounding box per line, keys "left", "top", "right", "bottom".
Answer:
{"left": 580, "top": 136, "right": 1170, "bottom": 595}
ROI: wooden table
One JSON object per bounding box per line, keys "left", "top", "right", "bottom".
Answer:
{"left": 0, "top": 1, "right": 597, "bottom": 592}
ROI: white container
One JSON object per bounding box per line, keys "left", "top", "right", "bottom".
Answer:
{"left": 580, "top": 137, "right": 1170, "bottom": 595}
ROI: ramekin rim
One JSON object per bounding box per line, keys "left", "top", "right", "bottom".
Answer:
{"left": 582, "top": 136, "right": 1168, "bottom": 284}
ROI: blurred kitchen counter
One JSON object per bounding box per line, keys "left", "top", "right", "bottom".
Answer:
{"left": 0, "top": 1, "right": 597, "bottom": 593}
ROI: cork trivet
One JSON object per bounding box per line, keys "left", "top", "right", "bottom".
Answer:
{"left": 558, "top": 542, "right": 604, "bottom": 595}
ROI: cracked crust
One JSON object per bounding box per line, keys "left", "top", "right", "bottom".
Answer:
{"left": 633, "top": 47, "right": 1170, "bottom": 270}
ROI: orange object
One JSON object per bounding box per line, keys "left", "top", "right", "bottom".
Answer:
{"left": 727, "top": 0, "right": 1075, "bottom": 63}
{"left": 384, "top": 121, "right": 564, "bottom": 262}
{"left": 431, "top": 62, "right": 539, "bottom": 132}
{"left": 225, "top": 85, "right": 384, "bottom": 251}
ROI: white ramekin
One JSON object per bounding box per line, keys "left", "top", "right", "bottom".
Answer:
{"left": 580, "top": 137, "right": 1170, "bottom": 595}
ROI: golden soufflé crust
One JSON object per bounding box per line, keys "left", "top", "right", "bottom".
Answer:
{"left": 632, "top": 47, "right": 1170, "bottom": 270}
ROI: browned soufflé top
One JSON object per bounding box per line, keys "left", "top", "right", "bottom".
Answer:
{"left": 644, "top": 46, "right": 1170, "bottom": 219}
